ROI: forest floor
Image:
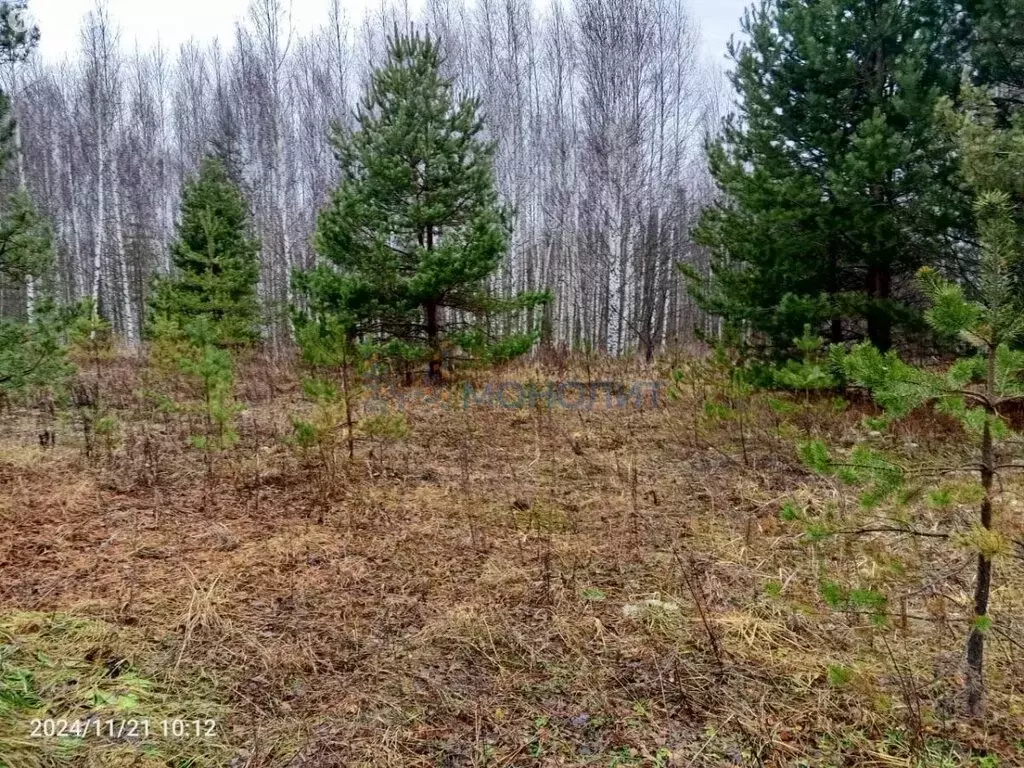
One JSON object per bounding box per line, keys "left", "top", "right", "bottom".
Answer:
{"left": 1, "top": 354, "right": 1023, "bottom": 767}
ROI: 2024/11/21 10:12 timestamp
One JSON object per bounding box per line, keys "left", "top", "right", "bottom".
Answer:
{"left": 30, "top": 719, "right": 218, "bottom": 739}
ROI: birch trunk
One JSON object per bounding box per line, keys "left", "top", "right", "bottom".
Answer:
{"left": 92, "top": 128, "right": 104, "bottom": 319}
{"left": 13, "top": 117, "right": 34, "bottom": 319}
{"left": 111, "top": 150, "right": 138, "bottom": 344}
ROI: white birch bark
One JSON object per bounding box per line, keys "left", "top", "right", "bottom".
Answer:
{"left": 111, "top": 148, "right": 138, "bottom": 344}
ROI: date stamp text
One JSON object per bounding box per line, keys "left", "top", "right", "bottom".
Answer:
{"left": 30, "top": 718, "right": 218, "bottom": 740}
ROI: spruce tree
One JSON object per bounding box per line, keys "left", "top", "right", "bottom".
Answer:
{"left": 293, "top": 28, "right": 548, "bottom": 383}
{"left": 690, "top": 0, "right": 969, "bottom": 354}
{"left": 148, "top": 155, "right": 261, "bottom": 347}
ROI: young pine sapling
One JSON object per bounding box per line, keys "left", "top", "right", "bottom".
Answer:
{"left": 291, "top": 316, "right": 367, "bottom": 503}
{"left": 173, "top": 319, "right": 243, "bottom": 483}
{"left": 798, "top": 191, "right": 1024, "bottom": 715}
{"left": 68, "top": 305, "right": 119, "bottom": 462}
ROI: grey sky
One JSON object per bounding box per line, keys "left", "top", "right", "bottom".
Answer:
{"left": 31, "top": 0, "right": 748, "bottom": 64}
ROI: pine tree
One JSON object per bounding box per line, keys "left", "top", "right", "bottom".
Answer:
{"left": 966, "top": 0, "right": 1024, "bottom": 115}
{"left": 690, "top": 0, "right": 969, "bottom": 355}
{"left": 0, "top": 0, "right": 37, "bottom": 70}
{"left": 0, "top": 0, "right": 45, "bottom": 303}
{"left": 0, "top": 2, "right": 67, "bottom": 395}
{"left": 0, "top": 188, "right": 53, "bottom": 310}
{"left": 819, "top": 191, "right": 1024, "bottom": 716}
{"left": 0, "top": 299, "right": 71, "bottom": 396}
{"left": 293, "top": 28, "right": 548, "bottom": 383}
{"left": 794, "top": 87, "right": 1024, "bottom": 716}
{"left": 148, "top": 155, "right": 261, "bottom": 347}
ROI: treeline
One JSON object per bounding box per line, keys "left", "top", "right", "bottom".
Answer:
{"left": 4, "top": 0, "right": 719, "bottom": 356}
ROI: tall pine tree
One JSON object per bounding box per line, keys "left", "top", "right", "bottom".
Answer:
{"left": 0, "top": 0, "right": 44, "bottom": 316}
{"left": 293, "top": 28, "right": 548, "bottom": 383}
{"left": 691, "top": 0, "right": 969, "bottom": 354}
{"left": 148, "top": 155, "right": 261, "bottom": 347}
{"left": 0, "top": 1, "right": 68, "bottom": 394}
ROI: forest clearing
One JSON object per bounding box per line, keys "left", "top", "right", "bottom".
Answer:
{"left": 2, "top": 354, "right": 1023, "bottom": 766}
{"left": 3, "top": 0, "right": 1024, "bottom": 763}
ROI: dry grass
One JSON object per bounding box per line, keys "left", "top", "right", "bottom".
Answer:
{"left": 0, "top": 354, "right": 1022, "bottom": 766}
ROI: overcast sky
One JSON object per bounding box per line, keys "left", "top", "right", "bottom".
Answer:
{"left": 31, "top": 0, "right": 748, "bottom": 65}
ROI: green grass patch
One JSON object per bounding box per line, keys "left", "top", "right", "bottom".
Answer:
{"left": 0, "top": 611, "right": 231, "bottom": 767}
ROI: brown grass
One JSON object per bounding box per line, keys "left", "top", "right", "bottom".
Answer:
{"left": 1, "top": 354, "right": 1022, "bottom": 766}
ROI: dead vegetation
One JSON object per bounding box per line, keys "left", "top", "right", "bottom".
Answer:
{"left": 0, "top": 354, "right": 1022, "bottom": 766}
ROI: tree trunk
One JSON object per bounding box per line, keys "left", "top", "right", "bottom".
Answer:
{"left": 65, "top": 141, "right": 82, "bottom": 301}
{"left": 827, "top": 233, "right": 842, "bottom": 344}
{"left": 966, "top": 348, "right": 997, "bottom": 715}
{"left": 866, "top": 263, "right": 892, "bottom": 351}
{"left": 425, "top": 300, "right": 441, "bottom": 384}
{"left": 92, "top": 128, "right": 105, "bottom": 319}
{"left": 13, "top": 106, "right": 33, "bottom": 319}
{"left": 112, "top": 152, "right": 138, "bottom": 345}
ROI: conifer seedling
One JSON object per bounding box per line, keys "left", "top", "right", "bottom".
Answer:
{"left": 798, "top": 190, "right": 1024, "bottom": 715}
